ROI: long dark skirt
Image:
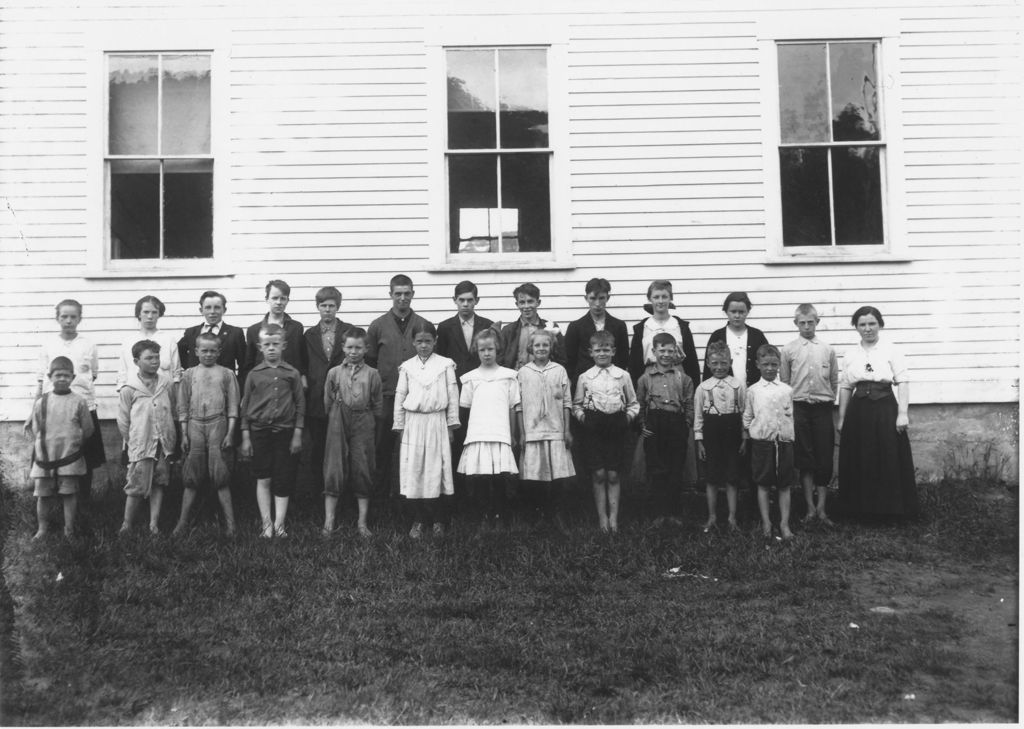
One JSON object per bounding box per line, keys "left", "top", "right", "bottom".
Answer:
{"left": 838, "top": 393, "right": 918, "bottom": 516}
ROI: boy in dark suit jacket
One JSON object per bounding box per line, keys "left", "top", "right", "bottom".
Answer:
{"left": 434, "top": 280, "right": 494, "bottom": 381}
{"left": 496, "top": 283, "right": 566, "bottom": 370}
{"left": 564, "top": 277, "right": 629, "bottom": 387}
{"left": 304, "top": 286, "right": 351, "bottom": 495}
{"left": 178, "top": 290, "right": 247, "bottom": 376}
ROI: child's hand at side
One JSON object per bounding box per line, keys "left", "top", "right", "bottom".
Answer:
{"left": 180, "top": 430, "right": 190, "bottom": 455}
{"left": 447, "top": 424, "right": 457, "bottom": 443}
{"left": 640, "top": 424, "right": 654, "bottom": 439}
{"left": 564, "top": 430, "right": 573, "bottom": 448}
{"left": 289, "top": 430, "right": 303, "bottom": 454}
{"left": 696, "top": 441, "right": 706, "bottom": 461}
{"left": 239, "top": 433, "right": 253, "bottom": 459}
{"left": 738, "top": 436, "right": 748, "bottom": 456}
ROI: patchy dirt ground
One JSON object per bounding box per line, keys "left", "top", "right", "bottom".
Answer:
{"left": 850, "top": 559, "right": 1018, "bottom": 722}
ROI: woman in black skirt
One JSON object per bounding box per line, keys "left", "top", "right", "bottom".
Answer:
{"left": 836, "top": 306, "right": 918, "bottom": 518}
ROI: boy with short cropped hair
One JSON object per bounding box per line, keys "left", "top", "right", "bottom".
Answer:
{"left": 743, "top": 344, "right": 796, "bottom": 540}
{"left": 27, "top": 356, "right": 95, "bottom": 538}
{"left": 636, "top": 332, "right": 695, "bottom": 525}
{"left": 118, "top": 340, "right": 177, "bottom": 535}
{"left": 564, "top": 277, "right": 629, "bottom": 385}
{"left": 173, "top": 332, "right": 240, "bottom": 537}
{"left": 322, "top": 327, "right": 383, "bottom": 536}
{"left": 780, "top": 304, "right": 839, "bottom": 526}
{"left": 240, "top": 324, "right": 305, "bottom": 538}
{"left": 497, "top": 283, "right": 566, "bottom": 370}
{"left": 573, "top": 330, "right": 639, "bottom": 532}
{"left": 36, "top": 299, "right": 105, "bottom": 504}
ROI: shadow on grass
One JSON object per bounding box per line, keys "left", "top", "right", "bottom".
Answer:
{"left": 0, "top": 477, "right": 1017, "bottom": 724}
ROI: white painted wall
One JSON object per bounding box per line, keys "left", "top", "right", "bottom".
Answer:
{"left": 1, "top": 0, "right": 1020, "bottom": 420}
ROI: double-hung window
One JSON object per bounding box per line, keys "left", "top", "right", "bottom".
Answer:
{"left": 445, "top": 47, "right": 553, "bottom": 260}
{"left": 106, "top": 52, "right": 212, "bottom": 261}
{"left": 776, "top": 40, "right": 886, "bottom": 249}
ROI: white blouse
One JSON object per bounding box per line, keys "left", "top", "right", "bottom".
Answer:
{"left": 641, "top": 317, "right": 683, "bottom": 365}
{"left": 839, "top": 337, "right": 909, "bottom": 391}
{"left": 116, "top": 328, "right": 182, "bottom": 390}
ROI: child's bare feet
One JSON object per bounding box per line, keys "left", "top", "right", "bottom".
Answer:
{"left": 63, "top": 527, "right": 75, "bottom": 539}
{"left": 172, "top": 522, "right": 188, "bottom": 537}
{"left": 274, "top": 524, "right": 288, "bottom": 538}
{"left": 780, "top": 525, "right": 794, "bottom": 540}
{"left": 32, "top": 529, "right": 48, "bottom": 540}
{"left": 818, "top": 514, "right": 835, "bottom": 528}
{"left": 701, "top": 518, "right": 717, "bottom": 534}
{"left": 118, "top": 523, "right": 131, "bottom": 536}
{"left": 409, "top": 522, "right": 423, "bottom": 539}
{"left": 149, "top": 525, "right": 161, "bottom": 537}
{"left": 260, "top": 522, "right": 274, "bottom": 539}
{"left": 727, "top": 518, "right": 740, "bottom": 532}
{"left": 801, "top": 512, "right": 817, "bottom": 525}
{"left": 432, "top": 523, "right": 445, "bottom": 538}
{"left": 358, "top": 524, "right": 372, "bottom": 537}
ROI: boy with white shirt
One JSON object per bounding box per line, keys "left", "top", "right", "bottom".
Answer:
{"left": 743, "top": 344, "right": 795, "bottom": 540}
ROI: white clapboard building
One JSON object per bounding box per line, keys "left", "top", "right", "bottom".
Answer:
{"left": 0, "top": 0, "right": 1019, "bottom": 482}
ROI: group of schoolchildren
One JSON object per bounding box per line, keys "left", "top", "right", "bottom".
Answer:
{"left": 26, "top": 275, "right": 841, "bottom": 543}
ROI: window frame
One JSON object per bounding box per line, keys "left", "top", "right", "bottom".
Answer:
{"left": 86, "top": 22, "right": 229, "bottom": 278}
{"left": 425, "top": 17, "right": 571, "bottom": 272}
{"left": 757, "top": 12, "right": 908, "bottom": 264}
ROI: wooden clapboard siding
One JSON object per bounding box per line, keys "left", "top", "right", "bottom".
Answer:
{"left": 0, "top": 0, "right": 1020, "bottom": 422}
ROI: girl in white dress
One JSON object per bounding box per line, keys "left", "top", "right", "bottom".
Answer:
{"left": 516, "top": 329, "right": 575, "bottom": 528}
{"left": 458, "top": 329, "right": 520, "bottom": 530}
{"left": 393, "top": 321, "right": 460, "bottom": 538}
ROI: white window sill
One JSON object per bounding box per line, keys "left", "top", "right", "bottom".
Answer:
{"left": 85, "top": 261, "right": 235, "bottom": 279}
{"left": 763, "top": 251, "right": 911, "bottom": 265}
{"left": 426, "top": 257, "right": 575, "bottom": 273}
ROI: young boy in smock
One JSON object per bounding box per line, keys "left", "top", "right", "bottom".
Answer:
{"left": 173, "top": 332, "right": 240, "bottom": 537}
{"left": 322, "top": 327, "right": 383, "bottom": 537}
{"left": 26, "top": 356, "right": 95, "bottom": 538}
{"left": 118, "top": 340, "right": 177, "bottom": 535}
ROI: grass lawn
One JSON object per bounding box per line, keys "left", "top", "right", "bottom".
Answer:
{"left": 0, "top": 476, "right": 1017, "bottom": 725}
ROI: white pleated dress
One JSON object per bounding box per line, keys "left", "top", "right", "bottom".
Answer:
{"left": 457, "top": 366, "right": 520, "bottom": 476}
{"left": 394, "top": 354, "right": 460, "bottom": 499}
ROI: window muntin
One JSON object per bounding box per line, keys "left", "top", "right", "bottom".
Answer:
{"left": 777, "top": 41, "right": 884, "bottom": 247}
{"left": 106, "top": 52, "right": 212, "bottom": 260}
{"left": 445, "top": 47, "right": 551, "bottom": 256}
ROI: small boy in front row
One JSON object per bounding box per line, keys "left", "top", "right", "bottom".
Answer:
{"left": 573, "top": 330, "right": 639, "bottom": 533}
{"left": 637, "top": 332, "right": 694, "bottom": 526}
{"left": 118, "top": 340, "right": 177, "bottom": 534}
{"left": 174, "top": 332, "right": 240, "bottom": 537}
{"left": 239, "top": 324, "right": 305, "bottom": 538}
{"left": 780, "top": 304, "right": 839, "bottom": 526}
{"left": 26, "top": 356, "right": 95, "bottom": 538}
{"left": 322, "top": 327, "right": 383, "bottom": 537}
{"left": 742, "top": 344, "right": 795, "bottom": 540}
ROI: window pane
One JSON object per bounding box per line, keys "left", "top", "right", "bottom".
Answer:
{"left": 164, "top": 159, "right": 213, "bottom": 258}
{"left": 501, "top": 154, "right": 551, "bottom": 253}
{"left": 832, "top": 146, "right": 883, "bottom": 245}
{"left": 109, "top": 55, "right": 158, "bottom": 155}
{"left": 780, "top": 148, "right": 831, "bottom": 246}
{"left": 498, "top": 49, "right": 548, "bottom": 149}
{"left": 830, "top": 43, "right": 880, "bottom": 142}
{"left": 778, "top": 44, "right": 829, "bottom": 144}
{"left": 447, "top": 50, "right": 496, "bottom": 149}
{"left": 162, "top": 55, "right": 211, "bottom": 155}
{"left": 110, "top": 159, "right": 160, "bottom": 259}
{"left": 448, "top": 155, "right": 498, "bottom": 253}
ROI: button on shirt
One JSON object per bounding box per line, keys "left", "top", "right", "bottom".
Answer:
{"left": 693, "top": 375, "right": 745, "bottom": 441}
{"left": 742, "top": 378, "right": 794, "bottom": 442}
{"left": 240, "top": 361, "right": 305, "bottom": 431}
{"left": 839, "top": 338, "right": 908, "bottom": 391}
{"left": 780, "top": 336, "right": 838, "bottom": 403}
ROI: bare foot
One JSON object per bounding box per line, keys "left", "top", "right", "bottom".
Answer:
{"left": 149, "top": 525, "right": 161, "bottom": 537}
{"left": 701, "top": 519, "right": 717, "bottom": 533}
{"left": 172, "top": 523, "right": 188, "bottom": 537}
{"left": 32, "top": 529, "right": 47, "bottom": 540}
{"left": 358, "top": 524, "right": 373, "bottom": 537}
{"left": 260, "top": 523, "right": 274, "bottom": 539}
{"left": 818, "top": 515, "right": 835, "bottom": 528}
{"left": 118, "top": 524, "right": 131, "bottom": 536}
{"left": 727, "top": 519, "right": 740, "bottom": 532}
{"left": 63, "top": 528, "right": 75, "bottom": 540}
{"left": 781, "top": 526, "right": 794, "bottom": 540}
